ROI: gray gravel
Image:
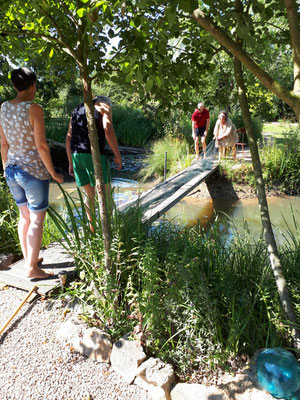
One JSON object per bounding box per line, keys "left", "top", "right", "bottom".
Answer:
{"left": 0, "top": 287, "right": 151, "bottom": 400}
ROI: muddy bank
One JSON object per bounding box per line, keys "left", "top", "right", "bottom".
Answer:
{"left": 188, "top": 176, "right": 283, "bottom": 200}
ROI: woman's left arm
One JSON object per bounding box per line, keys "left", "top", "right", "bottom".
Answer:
{"left": 0, "top": 125, "right": 9, "bottom": 172}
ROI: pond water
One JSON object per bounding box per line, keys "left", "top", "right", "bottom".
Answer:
{"left": 49, "top": 179, "right": 300, "bottom": 246}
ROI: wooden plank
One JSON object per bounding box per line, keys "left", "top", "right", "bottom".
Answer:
{"left": 0, "top": 242, "right": 76, "bottom": 296}
{"left": 143, "top": 163, "right": 217, "bottom": 223}
{"left": 119, "top": 154, "right": 218, "bottom": 223}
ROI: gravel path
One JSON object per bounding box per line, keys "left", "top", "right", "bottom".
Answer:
{"left": 0, "top": 286, "right": 151, "bottom": 400}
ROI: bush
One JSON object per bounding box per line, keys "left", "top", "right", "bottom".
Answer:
{"left": 113, "top": 105, "right": 158, "bottom": 147}
{"left": 48, "top": 187, "right": 298, "bottom": 376}
{"left": 259, "top": 128, "right": 300, "bottom": 193}
{"left": 219, "top": 127, "right": 300, "bottom": 194}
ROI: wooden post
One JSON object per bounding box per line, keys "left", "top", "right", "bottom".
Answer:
{"left": 164, "top": 152, "right": 167, "bottom": 181}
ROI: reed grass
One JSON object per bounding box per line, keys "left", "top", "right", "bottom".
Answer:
{"left": 47, "top": 184, "right": 299, "bottom": 376}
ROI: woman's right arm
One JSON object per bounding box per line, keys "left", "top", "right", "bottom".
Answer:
{"left": 29, "top": 104, "right": 63, "bottom": 183}
{"left": 213, "top": 119, "right": 220, "bottom": 139}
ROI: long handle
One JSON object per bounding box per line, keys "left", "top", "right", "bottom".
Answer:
{"left": 0, "top": 286, "right": 37, "bottom": 336}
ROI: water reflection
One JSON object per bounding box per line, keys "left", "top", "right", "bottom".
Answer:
{"left": 164, "top": 195, "right": 300, "bottom": 246}
{"left": 49, "top": 179, "right": 300, "bottom": 246}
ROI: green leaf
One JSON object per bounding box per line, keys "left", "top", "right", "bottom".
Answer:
{"left": 145, "top": 79, "right": 153, "bottom": 92}
{"left": 49, "top": 48, "right": 54, "bottom": 58}
{"left": 108, "top": 28, "right": 115, "bottom": 38}
{"left": 166, "top": 7, "right": 176, "bottom": 28}
{"left": 179, "top": 0, "right": 195, "bottom": 13}
{"left": 144, "top": 58, "right": 152, "bottom": 68}
{"left": 77, "top": 8, "right": 85, "bottom": 18}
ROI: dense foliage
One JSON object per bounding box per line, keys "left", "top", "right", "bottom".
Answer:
{"left": 48, "top": 187, "right": 300, "bottom": 376}
{"left": 221, "top": 128, "right": 300, "bottom": 194}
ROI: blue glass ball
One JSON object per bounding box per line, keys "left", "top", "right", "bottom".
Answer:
{"left": 256, "top": 348, "right": 300, "bottom": 399}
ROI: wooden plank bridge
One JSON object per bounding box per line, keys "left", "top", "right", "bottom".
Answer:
{"left": 119, "top": 152, "right": 219, "bottom": 223}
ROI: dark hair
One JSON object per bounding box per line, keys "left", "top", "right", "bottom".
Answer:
{"left": 11, "top": 68, "right": 36, "bottom": 92}
{"left": 218, "top": 110, "right": 228, "bottom": 121}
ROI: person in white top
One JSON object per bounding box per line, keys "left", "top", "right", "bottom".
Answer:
{"left": 213, "top": 110, "right": 237, "bottom": 161}
{"left": 0, "top": 67, "right": 63, "bottom": 279}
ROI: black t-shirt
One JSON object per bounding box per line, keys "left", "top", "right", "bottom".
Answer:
{"left": 70, "top": 101, "right": 106, "bottom": 155}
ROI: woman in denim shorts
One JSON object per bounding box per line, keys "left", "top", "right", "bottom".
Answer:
{"left": 0, "top": 68, "right": 63, "bottom": 279}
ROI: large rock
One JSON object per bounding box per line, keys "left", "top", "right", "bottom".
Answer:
{"left": 55, "top": 317, "right": 84, "bottom": 352}
{"left": 170, "top": 373, "right": 274, "bottom": 400}
{"left": 171, "top": 383, "right": 223, "bottom": 400}
{"left": 78, "top": 328, "right": 112, "bottom": 363}
{"left": 135, "top": 357, "right": 175, "bottom": 400}
{"left": 110, "top": 333, "right": 147, "bottom": 384}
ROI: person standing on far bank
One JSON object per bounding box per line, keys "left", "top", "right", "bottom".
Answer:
{"left": 0, "top": 67, "right": 64, "bottom": 279}
{"left": 191, "top": 102, "right": 210, "bottom": 159}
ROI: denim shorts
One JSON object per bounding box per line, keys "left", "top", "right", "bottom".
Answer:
{"left": 5, "top": 164, "right": 49, "bottom": 213}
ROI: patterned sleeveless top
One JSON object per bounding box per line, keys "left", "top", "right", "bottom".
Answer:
{"left": 0, "top": 101, "right": 50, "bottom": 180}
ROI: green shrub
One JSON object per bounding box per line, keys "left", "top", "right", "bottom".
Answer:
{"left": 48, "top": 187, "right": 298, "bottom": 376}
{"left": 113, "top": 105, "right": 157, "bottom": 147}
{"left": 259, "top": 128, "right": 300, "bottom": 193}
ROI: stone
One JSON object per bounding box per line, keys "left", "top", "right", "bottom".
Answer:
{"left": 110, "top": 333, "right": 147, "bottom": 384}
{"left": 135, "top": 357, "right": 175, "bottom": 399}
{"left": 55, "top": 317, "right": 84, "bottom": 352}
{"left": 78, "top": 328, "right": 112, "bottom": 363}
{"left": 0, "top": 253, "right": 14, "bottom": 269}
{"left": 170, "top": 383, "right": 224, "bottom": 400}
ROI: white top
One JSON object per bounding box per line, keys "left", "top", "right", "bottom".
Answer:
{"left": 213, "top": 118, "right": 237, "bottom": 148}
{"left": 0, "top": 101, "right": 50, "bottom": 180}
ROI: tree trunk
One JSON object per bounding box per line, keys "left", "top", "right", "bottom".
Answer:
{"left": 80, "top": 68, "right": 112, "bottom": 272}
{"left": 233, "top": 57, "right": 300, "bottom": 350}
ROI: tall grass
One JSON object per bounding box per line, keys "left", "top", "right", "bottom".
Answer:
{"left": 220, "top": 127, "right": 300, "bottom": 194}
{"left": 45, "top": 118, "right": 69, "bottom": 142}
{"left": 139, "top": 136, "right": 193, "bottom": 181}
{"left": 47, "top": 185, "right": 299, "bottom": 376}
{"left": 113, "top": 105, "right": 157, "bottom": 147}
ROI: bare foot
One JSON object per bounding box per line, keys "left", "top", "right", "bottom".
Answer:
{"left": 26, "top": 267, "right": 54, "bottom": 279}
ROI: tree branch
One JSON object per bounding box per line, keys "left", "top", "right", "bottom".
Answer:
{"left": 58, "top": 0, "right": 79, "bottom": 29}
{"left": 192, "top": 8, "right": 296, "bottom": 108}
{"left": 282, "top": 0, "right": 300, "bottom": 95}
{"left": 31, "top": 0, "right": 78, "bottom": 61}
{"left": 1, "top": 29, "right": 77, "bottom": 61}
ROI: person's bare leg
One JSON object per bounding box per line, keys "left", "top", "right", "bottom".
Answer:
{"left": 194, "top": 137, "right": 199, "bottom": 159}
{"left": 201, "top": 136, "right": 207, "bottom": 157}
{"left": 83, "top": 183, "right": 96, "bottom": 232}
{"left": 232, "top": 144, "right": 237, "bottom": 160}
{"left": 18, "top": 205, "right": 30, "bottom": 260}
{"left": 25, "top": 210, "right": 52, "bottom": 279}
{"left": 18, "top": 206, "right": 43, "bottom": 267}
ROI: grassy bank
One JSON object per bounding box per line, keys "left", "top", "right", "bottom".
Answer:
{"left": 48, "top": 187, "right": 300, "bottom": 377}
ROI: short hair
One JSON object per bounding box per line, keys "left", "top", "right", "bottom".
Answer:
{"left": 94, "top": 96, "right": 112, "bottom": 107}
{"left": 197, "top": 102, "right": 204, "bottom": 108}
{"left": 11, "top": 68, "right": 36, "bottom": 92}
{"left": 219, "top": 110, "right": 228, "bottom": 121}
